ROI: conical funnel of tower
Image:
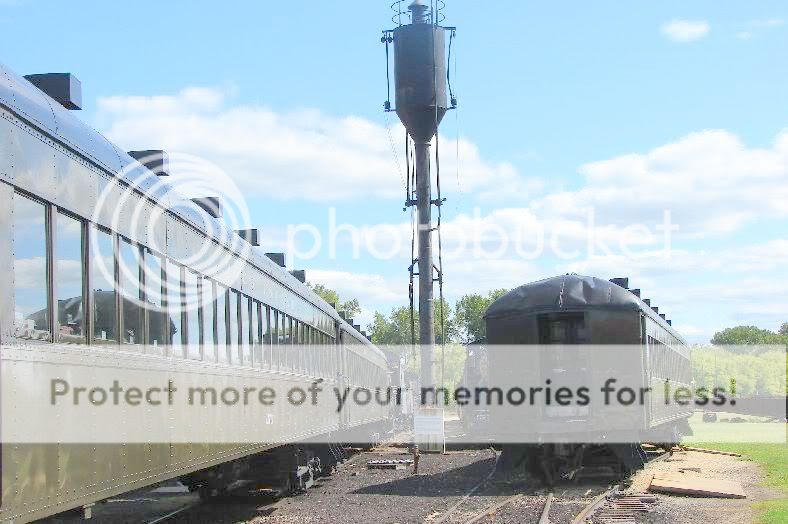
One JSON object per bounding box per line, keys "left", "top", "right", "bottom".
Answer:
{"left": 393, "top": 0, "right": 448, "bottom": 143}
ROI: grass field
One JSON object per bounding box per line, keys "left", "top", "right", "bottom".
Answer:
{"left": 690, "top": 424, "right": 787, "bottom": 524}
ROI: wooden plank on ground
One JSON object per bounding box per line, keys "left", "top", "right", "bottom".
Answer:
{"left": 649, "top": 474, "right": 746, "bottom": 499}
{"left": 681, "top": 446, "right": 741, "bottom": 457}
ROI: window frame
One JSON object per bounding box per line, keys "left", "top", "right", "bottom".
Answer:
{"left": 54, "top": 208, "right": 87, "bottom": 344}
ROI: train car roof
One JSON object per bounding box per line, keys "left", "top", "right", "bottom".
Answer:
{"left": 486, "top": 274, "right": 684, "bottom": 342}
{"left": 0, "top": 62, "right": 380, "bottom": 356}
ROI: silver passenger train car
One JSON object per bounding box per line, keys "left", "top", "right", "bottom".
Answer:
{"left": 0, "top": 62, "right": 389, "bottom": 522}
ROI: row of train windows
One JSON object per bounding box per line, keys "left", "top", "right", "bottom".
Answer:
{"left": 648, "top": 336, "right": 691, "bottom": 383}
{"left": 11, "top": 191, "right": 338, "bottom": 375}
{"left": 345, "top": 350, "right": 386, "bottom": 389}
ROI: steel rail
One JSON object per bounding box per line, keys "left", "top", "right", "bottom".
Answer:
{"left": 571, "top": 448, "right": 671, "bottom": 523}
{"left": 145, "top": 501, "right": 201, "bottom": 524}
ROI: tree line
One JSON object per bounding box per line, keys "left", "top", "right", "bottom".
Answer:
{"left": 308, "top": 283, "right": 507, "bottom": 345}
{"left": 309, "top": 282, "right": 787, "bottom": 395}
{"left": 308, "top": 284, "right": 507, "bottom": 392}
{"left": 702, "top": 322, "right": 788, "bottom": 395}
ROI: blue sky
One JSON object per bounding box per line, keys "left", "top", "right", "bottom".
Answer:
{"left": 2, "top": 0, "right": 787, "bottom": 341}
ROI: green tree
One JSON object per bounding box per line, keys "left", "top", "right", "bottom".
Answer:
{"left": 692, "top": 345, "right": 786, "bottom": 395}
{"left": 309, "top": 283, "right": 339, "bottom": 306}
{"left": 454, "top": 289, "right": 508, "bottom": 343}
{"left": 341, "top": 298, "right": 361, "bottom": 319}
{"left": 307, "top": 283, "right": 361, "bottom": 319}
{"left": 435, "top": 343, "right": 469, "bottom": 397}
{"left": 367, "top": 307, "right": 414, "bottom": 345}
{"left": 367, "top": 299, "right": 456, "bottom": 346}
{"left": 779, "top": 322, "right": 788, "bottom": 337}
{"left": 710, "top": 325, "right": 788, "bottom": 352}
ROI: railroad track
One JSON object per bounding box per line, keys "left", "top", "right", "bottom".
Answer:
{"left": 569, "top": 448, "right": 671, "bottom": 524}
{"left": 440, "top": 448, "right": 671, "bottom": 524}
{"left": 145, "top": 501, "right": 202, "bottom": 524}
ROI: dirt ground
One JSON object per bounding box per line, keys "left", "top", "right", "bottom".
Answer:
{"left": 626, "top": 449, "right": 783, "bottom": 524}
{"left": 249, "top": 449, "right": 508, "bottom": 524}
{"left": 40, "top": 446, "right": 779, "bottom": 523}
{"left": 223, "top": 449, "right": 610, "bottom": 524}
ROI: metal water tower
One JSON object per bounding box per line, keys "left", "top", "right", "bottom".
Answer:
{"left": 383, "top": 0, "right": 455, "bottom": 389}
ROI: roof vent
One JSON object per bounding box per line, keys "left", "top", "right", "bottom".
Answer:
{"left": 630, "top": 288, "right": 641, "bottom": 297}
{"left": 652, "top": 306, "right": 659, "bottom": 314}
{"left": 235, "top": 228, "right": 260, "bottom": 246}
{"left": 609, "top": 277, "right": 629, "bottom": 289}
{"left": 128, "top": 150, "right": 169, "bottom": 176}
{"left": 339, "top": 311, "right": 347, "bottom": 320}
{"left": 353, "top": 324, "right": 361, "bottom": 332}
{"left": 265, "top": 252, "right": 286, "bottom": 267}
{"left": 659, "top": 313, "right": 666, "bottom": 320}
{"left": 290, "top": 269, "right": 306, "bottom": 283}
{"left": 191, "top": 197, "right": 221, "bottom": 218}
{"left": 666, "top": 319, "right": 672, "bottom": 326}
{"left": 643, "top": 299, "right": 651, "bottom": 306}
{"left": 24, "top": 73, "right": 82, "bottom": 110}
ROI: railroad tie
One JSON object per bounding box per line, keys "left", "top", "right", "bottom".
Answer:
{"left": 590, "top": 492, "right": 656, "bottom": 524}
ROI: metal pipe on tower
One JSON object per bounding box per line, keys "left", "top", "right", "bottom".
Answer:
{"left": 388, "top": 0, "right": 451, "bottom": 390}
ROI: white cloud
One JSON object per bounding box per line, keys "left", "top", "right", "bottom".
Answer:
{"left": 307, "top": 269, "right": 403, "bottom": 306}
{"left": 97, "top": 84, "right": 788, "bottom": 339}
{"left": 336, "top": 129, "right": 786, "bottom": 339}
{"left": 301, "top": 129, "right": 786, "bottom": 334}
{"left": 750, "top": 19, "right": 784, "bottom": 28}
{"left": 661, "top": 20, "right": 710, "bottom": 43}
{"left": 662, "top": 276, "right": 788, "bottom": 332}
{"left": 735, "top": 19, "right": 784, "bottom": 40}
{"left": 552, "top": 129, "right": 788, "bottom": 238}
{"left": 97, "top": 88, "right": 533, "bottom": 203}
{"left": 13, "top": 257, "right": 46, "bottom": 289}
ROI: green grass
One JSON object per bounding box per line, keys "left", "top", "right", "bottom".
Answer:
{"left": 690, "top": 425, "right": 788, "bottom": 524}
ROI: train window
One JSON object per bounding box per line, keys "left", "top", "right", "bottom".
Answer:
{"left": 309, "top": 327, "right": 320, "bottom": 375}
{"left": 289, "top": 317, "right": 296, "bottom": 371}
{"left": 263, "top": 305, "right": 272, "bottom": 368}
{"left": 320, "top": 333, "right": 326, "bottom": 375}
{"left": 306, "top": 326, "right": 314, "bottom": 375}
{"left": 216, "top": 285, "right": 229, "bottom": 363}
{"left": 119, "top": 238, "right": 142, "bottom": 345}
{"left": 282, "top": 314, "right": 290, "bottom": 370}
{"left": 293, "top": 320, "right": 301, "bottom": 372}
{"left": 184, "top": 271, "right": 201, "bottom": 360}
{"left": 316, "top": 332, "right": 322, "bottom": 375}
{"left": 304, "top": 324, "right": 310, "bottom": 374}
{"left": 271, "top": 309, "right": 280, "bottom": 370}
{"left": 201, "top": 278, "right": 216, "bottom": 362}
{"left": 55, "top": 212, "right": 85, "bottom": 343}
{"left": 280, "top": 314, "right": 289, "bottom": 369}
{"left": 165, "top": 262, "right": 184, "bottom": 355}
{"left": 144, "top": 250, "right": 166, "bottom": 350}
{"left": 252, "top": 301, "right": 262, "bottom": 367}
{"left": 241, "top": 295, "right": 252, "bottom": 366}
{"left": 302, "top": 325, "right": 309, "bottom": 374}
{"left": 314, "top": 329, "right": 321, "bottom": 376}
{"left": 229, "top": 290, "right": 240, "bottom": 364}
{"left": 12, "top": 193, "right": 50, "bottom": 341}
{"left": 91, "top": 227, "right": 116, "bottom": 343}
{"left": 278, "top": 310, "right": 285, "bottom": 369}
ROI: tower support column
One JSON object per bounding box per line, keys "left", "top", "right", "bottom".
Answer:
{"left": 415, "top": 140, "right": 434, "bottom": 390}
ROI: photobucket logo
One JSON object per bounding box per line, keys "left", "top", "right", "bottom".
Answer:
{"left": 91, "top": 152, "right": 252, "bottom": 314}
{"left": 286, "top": 207, "right": 679, "bottom": 262}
